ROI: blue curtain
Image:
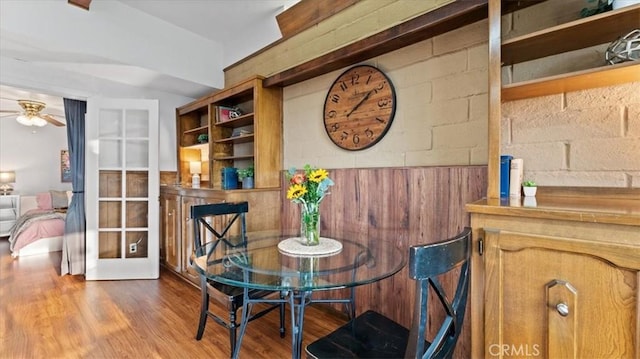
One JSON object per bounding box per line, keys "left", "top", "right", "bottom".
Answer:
{"left": 61, "top": 98, "right": 86, "bottom": 275}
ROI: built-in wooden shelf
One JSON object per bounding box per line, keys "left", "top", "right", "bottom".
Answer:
{"left": 183, "top": 125, "right": 208, "bottom": 135}
{"left": 502, "top": 62, "right": 640, "bottom": 101}
{"left": 214, "top": 134, "right": 254, "bottom": 145}
{"left": 215, "top": 113, "right": 254, "bottom": 127}
{"left": 502, "top": 4, "right": 640, "bottom": 65}
{"left": 212, "top": 154, "right": 254, "bottom": 161}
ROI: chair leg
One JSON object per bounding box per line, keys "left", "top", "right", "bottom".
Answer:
{"left": 196, "top": 278, "right": 209, "bottom": 340}
{"left": 229, "top": 308, "right": 238, "bottom": 358}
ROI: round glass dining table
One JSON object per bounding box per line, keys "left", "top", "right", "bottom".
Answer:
{"left": 192, "top": 230, "right": 406, "bottom": 359}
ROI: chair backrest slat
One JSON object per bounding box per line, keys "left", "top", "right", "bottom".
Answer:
{"left": 404, "top": 227, "right": 471, "bottom": 359}
{"left": 190, "top": 202, "right": 249, "bottom": 259}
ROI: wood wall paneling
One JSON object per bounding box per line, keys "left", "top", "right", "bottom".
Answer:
{"left": 280, "top": 165, "right": 487, "bottom": 358}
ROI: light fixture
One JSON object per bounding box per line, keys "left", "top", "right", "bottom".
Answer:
{"left": 190, "top": 161, "right": 202, "bottom": 188}
{"left": 15, "top": 100, "right": 48, "bottom": 127}
{"left": 0, "top": 171, "right": 16, "bottom": 195}
{"left": 16, "top": 114, "right": 47, "bottom": 127}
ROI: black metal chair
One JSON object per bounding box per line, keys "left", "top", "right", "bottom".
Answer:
{"left": 305, "top": 227, "right": 471, "bottom": 359}
{"left": 189, "top": 202, "right": 285, "bottom": 358}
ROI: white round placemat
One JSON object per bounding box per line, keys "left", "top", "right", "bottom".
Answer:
{"left": 278, "top": 237, "right": 343, "bottom": 257}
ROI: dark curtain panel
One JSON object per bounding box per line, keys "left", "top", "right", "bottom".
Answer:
{"left": 62, "top": 98, "right": 86, "bottom": 275}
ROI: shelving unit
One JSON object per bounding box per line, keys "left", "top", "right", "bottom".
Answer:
{"left": 175, "top": 75, "right": 282, "bottom": 189}
{"left": 176, "top": 97, "right": 212, "bottom": 187}
{"left": 486, "top": 1, "right": 640, "bottom": 198}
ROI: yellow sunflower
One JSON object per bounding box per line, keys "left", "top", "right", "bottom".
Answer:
{"left": 308, "top": 168, "right": 328, "bottom": 183}
{"left": 286, "top": 184, "right": 307, "bottom": 199}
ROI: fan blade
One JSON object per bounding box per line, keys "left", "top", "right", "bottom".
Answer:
{"left": 41, "top": 114, "right": 66, "bottom": 127}
{"left": 0, "top": 111, "right": 20, "bottom": 118}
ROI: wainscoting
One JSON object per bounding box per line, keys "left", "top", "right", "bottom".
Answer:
{"left": 280, "top": 165, "right": 487, "bottom": 357}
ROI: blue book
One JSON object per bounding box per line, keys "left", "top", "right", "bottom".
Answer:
{"left": 500, "top": 155, "right": 512, "bottom": 198}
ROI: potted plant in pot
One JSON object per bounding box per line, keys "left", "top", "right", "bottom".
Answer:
{"left": 238, "top": 166, "right": 254, "bottom": 189}
{"left": 522, "top": 180, "right": 537, "bottom": 197}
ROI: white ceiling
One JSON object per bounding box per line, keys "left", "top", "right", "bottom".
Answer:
{"left": 0, "top": 0, "right": 299, "bottom": 116}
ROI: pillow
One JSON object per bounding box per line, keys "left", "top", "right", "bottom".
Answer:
{"left": 50, "top": 190, "right": 69, "bottom": 209}
{"left": 36, "top": 192, "right": 53, "bottom": 210}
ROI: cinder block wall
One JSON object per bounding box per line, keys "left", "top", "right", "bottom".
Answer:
{"left": 283, "top": 19, "right": 488, "bottom": 169}
{"left": 502, "top": 84, "right": 640, "bottom": 187}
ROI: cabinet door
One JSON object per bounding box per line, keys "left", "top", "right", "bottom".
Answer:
{"left": 180, "top": 195, "right": 206, "bottom": 284}
{"left": 160, "top": 193, "right": 180, "bottom": 272}
{"left": 484, "top": 229, "right": 639, "bottom": 358}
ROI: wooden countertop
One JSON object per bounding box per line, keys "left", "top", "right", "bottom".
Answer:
{"left": 466, "top": 195, "right": 640, "bottom": 227}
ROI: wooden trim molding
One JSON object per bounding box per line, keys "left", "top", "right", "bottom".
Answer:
{"left": 68, "top": 0, "right": 91, "bottom": 10}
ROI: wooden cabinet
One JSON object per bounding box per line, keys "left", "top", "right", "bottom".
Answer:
{"left": 160, "top": 192, "right": 180, "bottom": 272}
{"left": 159, "top": 185, "right": 281, "bottom": 285}
{"left": 176, "top": 76, "right": 282, "bottom": 189}
{"left": 473, "top": 2, "right": 640, "bottom": 357}
{"left": 467, "top": 197, "right": 640, "bottom": 358}
{"left": 0, "top": 195, "right": 19, "bottom": 236}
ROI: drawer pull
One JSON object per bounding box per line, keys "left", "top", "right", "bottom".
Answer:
{"left": 556, "top": 302, "right": 569, "bottom": 316}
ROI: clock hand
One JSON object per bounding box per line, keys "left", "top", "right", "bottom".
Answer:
{"left": 346, "top": 90, "right": 373, "bottom": 117}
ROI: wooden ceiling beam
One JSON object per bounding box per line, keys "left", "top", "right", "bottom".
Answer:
{"left": 68, "top": 0, "right": 91, "bottom": 11}
{"left": 263, "top": 0, "right": 547, "bottom": 88}
{"left": 276, "top": 0, "right": 359, "bottom": 39}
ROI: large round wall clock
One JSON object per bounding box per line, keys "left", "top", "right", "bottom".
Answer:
{"left": 323, "top": 65, "right": 396, "bottom": 151}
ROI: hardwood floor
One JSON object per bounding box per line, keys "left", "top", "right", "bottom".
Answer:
{"left": 0, "top": 239, "right": 348, "bottom": 358}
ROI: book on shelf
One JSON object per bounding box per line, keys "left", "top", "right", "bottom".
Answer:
{"left": 509, "top": 158, "right": 524, "bottom": 197}
{"left": 500, "top": 155, "right": 513, "bottom": 198}
{"left": 231, "top": 128, "right": 253, "bottom": 137}
{"left": 216, "top": 106, "right": 234, "bottom": 123}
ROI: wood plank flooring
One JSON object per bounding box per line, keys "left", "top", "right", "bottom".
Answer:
{"left": 0, "top": 239, "right": 348, "bottom": 358}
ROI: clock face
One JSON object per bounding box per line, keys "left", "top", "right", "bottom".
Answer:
{"left": 323, "top": 65, "right": 396, "bottom": 151}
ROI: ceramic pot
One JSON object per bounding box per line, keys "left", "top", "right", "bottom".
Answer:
{"left": 523, "top": 186, "right": 537, "bottom": 197}
{"left": 242, "top": 176, "right": 254, "bottom": 189}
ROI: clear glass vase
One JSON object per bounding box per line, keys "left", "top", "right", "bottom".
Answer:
{"left": 300, "top": 203, "right": 320, "bottom": 246}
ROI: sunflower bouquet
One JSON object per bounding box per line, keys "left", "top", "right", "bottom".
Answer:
{"left": 286, "top": 165, "right": 334, "bottom": 245}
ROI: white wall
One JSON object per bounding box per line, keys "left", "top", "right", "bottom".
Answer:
{"left": 0, "top": 118, "right": 71, "bottom": 195}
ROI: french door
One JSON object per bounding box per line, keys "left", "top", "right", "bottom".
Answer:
{"left": 85, "top": 98, "right": 159, "bottom": 280}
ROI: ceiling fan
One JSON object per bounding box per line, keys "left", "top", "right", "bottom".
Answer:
{"left": 0, "top": 99, "right": 65, "bottom": 127}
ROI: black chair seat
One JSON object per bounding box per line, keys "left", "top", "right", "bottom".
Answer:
{"left": 306, "top": 228, "right": 471, "bottom": 359}
{"left": 306, "top": 310, "right": 431, "bottom": 358}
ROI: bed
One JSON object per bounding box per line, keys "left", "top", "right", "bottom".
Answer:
{"left": 8, "top": 191, "right": 70, "bottom": 258}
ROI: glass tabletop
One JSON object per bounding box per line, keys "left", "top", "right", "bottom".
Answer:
{"left": 193, "top": 230, "right": 406, "bottom": 292}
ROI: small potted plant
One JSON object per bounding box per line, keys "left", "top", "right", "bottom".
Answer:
{"left": 522, "top": 180, "right": 537, "bottom": 197}
{"left": 237, "top": 166, "right": 254, "bottom": 189}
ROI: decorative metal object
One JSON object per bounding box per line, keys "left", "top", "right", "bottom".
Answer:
{"left": 606, "top": 29, "right": 640, "bottom": 65}
{"left": 229, "top": 107, "right": 242, "bottom": 119}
